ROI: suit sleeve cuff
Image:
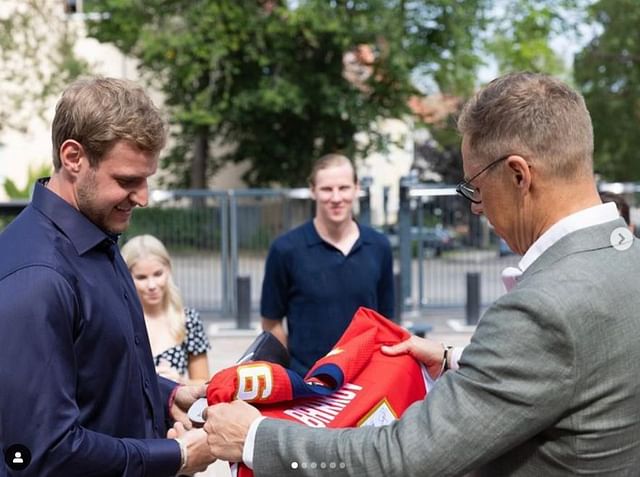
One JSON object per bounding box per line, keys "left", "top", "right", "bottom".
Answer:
{"left": 243, "top": 416, "right": 267, "bottom": 470}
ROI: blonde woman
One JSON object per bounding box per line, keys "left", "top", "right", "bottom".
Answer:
{"left": 121, "top": 234, "right": 210, "bottom": 384}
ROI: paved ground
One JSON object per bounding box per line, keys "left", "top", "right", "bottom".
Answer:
{"left": 196, "top": 309, "right": 476, "bottom": 476}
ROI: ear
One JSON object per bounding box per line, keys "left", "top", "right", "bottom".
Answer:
{"left": 309, "top": 184, "right": 317, "bottom": 201}
{"left": 505, "top": 155, "right": 531, "bottom": 195}
{"left": 58, "top": 140, "right": 86, "bottom": 176}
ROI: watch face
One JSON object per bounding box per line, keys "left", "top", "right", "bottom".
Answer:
{"left": 187, "top": 397, "right": 208, "bottom": 426}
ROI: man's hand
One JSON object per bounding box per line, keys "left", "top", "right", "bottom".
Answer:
{"left": 168, "top": 421, "right": 216, "bottom": 474}
{"left": 203, "top": 401, "right": 262, "bottom": 463}
{"left": 382, "top": 335, "right": 445, "bottom": 379}
{"left": 171, "top": 384, "right": 206, "bottom": 429}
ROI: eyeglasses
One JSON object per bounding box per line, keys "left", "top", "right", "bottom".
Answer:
{"left": 456, "top": 155, "right": 511, "bottom": 204}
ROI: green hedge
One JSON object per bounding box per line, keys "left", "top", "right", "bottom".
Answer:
{"left": 121, "top": 207, "right": 222, "bottom": 250}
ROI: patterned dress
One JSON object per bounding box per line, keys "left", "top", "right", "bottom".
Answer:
{"left": 153, "top": 308, "right": 210, "bottom": 377}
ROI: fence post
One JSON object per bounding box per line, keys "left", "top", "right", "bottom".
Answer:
{"left": 466, "top": 272, "right": 481, "bottom": 325}
{"left": 468, "top": 213, "right": 482, "bottom": 248}
{"left": 236, "top": 275, "right": 251, "bottom": 329}
{"left": 220, "top": 193, "right": 231, "bottom": 317}
{"left": 393, "top": 272, "right": 402, "bottom": 324}
{"left": 229, "top": 191, "right": 239, "bottom": 318}
{"left": 358, "top": 176, "right": 372, "bottom": 226}
{"left": 398, "top": 176, "right": 413, "bottom": 309}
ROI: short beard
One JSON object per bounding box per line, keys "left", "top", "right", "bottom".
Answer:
{"left": 76, "top": 168, "right": 112, "bottom": 233}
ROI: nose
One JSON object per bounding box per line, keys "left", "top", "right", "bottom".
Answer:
{"left": 471, "top": 201, "right": 483, "bottom": 216}
{"left": 147, "top": 277, "right": 157, "bottom": 290}
{"left": 330, "top": 189, "right": 341, "bottom": 202}
{"left": 130, "top": 181, "right": 149, "bottom": 207}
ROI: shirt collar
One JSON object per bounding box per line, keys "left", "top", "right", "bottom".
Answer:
{"left": 31, "top": 178, "right": 116, "bottom": 256}
{"left": 303, "top": 220, "right": 324, "bottom": 246}
{"left": 303, "top": 219, "right": 369, "bottom": 247}
{"left": 500, "top": 202, "right": 619, "bottom": 291}
{"left": 519, "top": 202, "right": 619, "bottom": 272}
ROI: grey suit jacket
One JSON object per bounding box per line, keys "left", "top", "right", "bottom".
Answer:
{"left": 252, "top": 218, "right": 640, "bottom": 476}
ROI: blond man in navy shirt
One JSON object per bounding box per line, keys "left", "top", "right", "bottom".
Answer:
{"left": 260, "top": 154, "right": 394, "bottom": 376}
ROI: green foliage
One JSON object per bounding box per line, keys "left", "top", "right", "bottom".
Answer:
{"left": 484, "top": 1, "right": 571, "bottom": 77}
{"left": 84, "top": 0, "right": 487, "bottom": 187}
{"left": 3, "top": 162, "right": 52, "bottom": 199}
{"left": 121, "top": 205, "right": 275, "bottom": 252}
{"left": 574, "top": 0, "right": 640, "bottom": 181}
{"left": 414, "top": 0, "right": 589, "bottom": 182}
{"left": 0, "top": 0, "right": 90, "bottom": 134}
{"left": 401, "top": 0, "right": 486, "bottom": 96}
{"left": 121, "top": 207, "right": 221, "bottom": 250}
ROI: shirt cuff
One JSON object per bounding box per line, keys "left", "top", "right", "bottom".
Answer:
{"left": 242, "top": 416, "right": 267, "bottom": 470}
{"left": 423, "top": 364, "right": 437, "bottom": 392}
{"left": 450, "top": 346, "right": 464, "bottom": 371}
{"left": 122, "top": 437, "right": 182, "bottom": 476}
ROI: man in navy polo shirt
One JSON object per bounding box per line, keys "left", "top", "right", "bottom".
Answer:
{"left": 260, "top": 154, "right": 394, "bottom": 376}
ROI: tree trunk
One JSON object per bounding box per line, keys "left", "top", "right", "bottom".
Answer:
{"left": 190, "top": 126, "right": 209, "bottom": 189}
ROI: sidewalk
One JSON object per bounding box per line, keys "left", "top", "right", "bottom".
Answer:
{"left": 198, "top": 310, "right": 477, "bottom": 476}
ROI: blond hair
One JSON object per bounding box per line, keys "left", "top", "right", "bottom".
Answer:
{"left": 458, "top": 72, "right": 594, "bottom": 179}
{"left": 307, "top": 154, "right": 358, "bottom": 187}
{"left": 52, "top": 77, "right": 167, "bottom": 171}
{"left": 120, "top": 235, "right": 185, "bottom": 342}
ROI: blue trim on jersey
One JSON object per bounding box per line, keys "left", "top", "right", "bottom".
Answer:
{"left": 308, "top": 363, "right": 345, "bottom": 391}
{"left": 286, "top": 366, "right": 344, "bottom": 399}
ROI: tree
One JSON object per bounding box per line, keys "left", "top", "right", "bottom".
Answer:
{"left": 413, "top": 0, "right": 588, "bottom": 182}
{"left": 84, "top": 0, "right": 487, "bottom": 187}
{"left": 484, "top": 0, "right": 576, "bottom": 78}
{"left": 0, "top": 0, "right": 89, "bottom": 134}
{"left": 574, "top": 0, "right": 640, "bottom": 181}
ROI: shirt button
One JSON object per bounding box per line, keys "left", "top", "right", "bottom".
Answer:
{"left": 134, "top": 336, "right": 140, "bottom": 345}
{"left": 144, "top": 379, "right": 150, "bottom": 388}
{"left": 123, "top": 292, "right": 128, "bottom": 299}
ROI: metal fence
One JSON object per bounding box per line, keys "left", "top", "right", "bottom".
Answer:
{"left": 396, "top": 179, "right": 640, "bottom": 317}
{"left": 118, "top": 189, "right": 311, "bottom": 318}
{"left": 1, "top": 180, "right": 638, "bottom": 322}
{"left": 131, "top": 187, "right": 372, "bottom": 319}
{"left": 120, "top": 190, "right": 232, "bottom": 316}
{"left": 396, "top": 178, "right": 519, "bottom": 316}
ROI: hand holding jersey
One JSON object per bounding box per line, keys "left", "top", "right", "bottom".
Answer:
{"left": 204, "top": 308, "right": 429, "bottom": 476}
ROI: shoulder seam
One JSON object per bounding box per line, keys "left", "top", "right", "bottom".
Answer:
{"left": 0, "top": 263, "right": 74, "bottom": 291}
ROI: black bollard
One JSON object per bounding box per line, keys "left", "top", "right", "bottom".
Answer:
{"left": 466, "top": 272, "right": 481, "bottom": 326}
{"left": 236, "top": 275, "right": 251, "bottom": 329}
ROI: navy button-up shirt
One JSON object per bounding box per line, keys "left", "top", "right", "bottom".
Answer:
{"left": 0, "top": 181, "right": 180, "bottom": 476}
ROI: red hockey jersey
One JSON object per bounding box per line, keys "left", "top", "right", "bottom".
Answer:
{"left": 206, "top": 307, "right": 428, "bottom": 477}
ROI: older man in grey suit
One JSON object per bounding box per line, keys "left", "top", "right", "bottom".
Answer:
{"left": 202, "top": 72, "right": 640, "bottom": 476}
